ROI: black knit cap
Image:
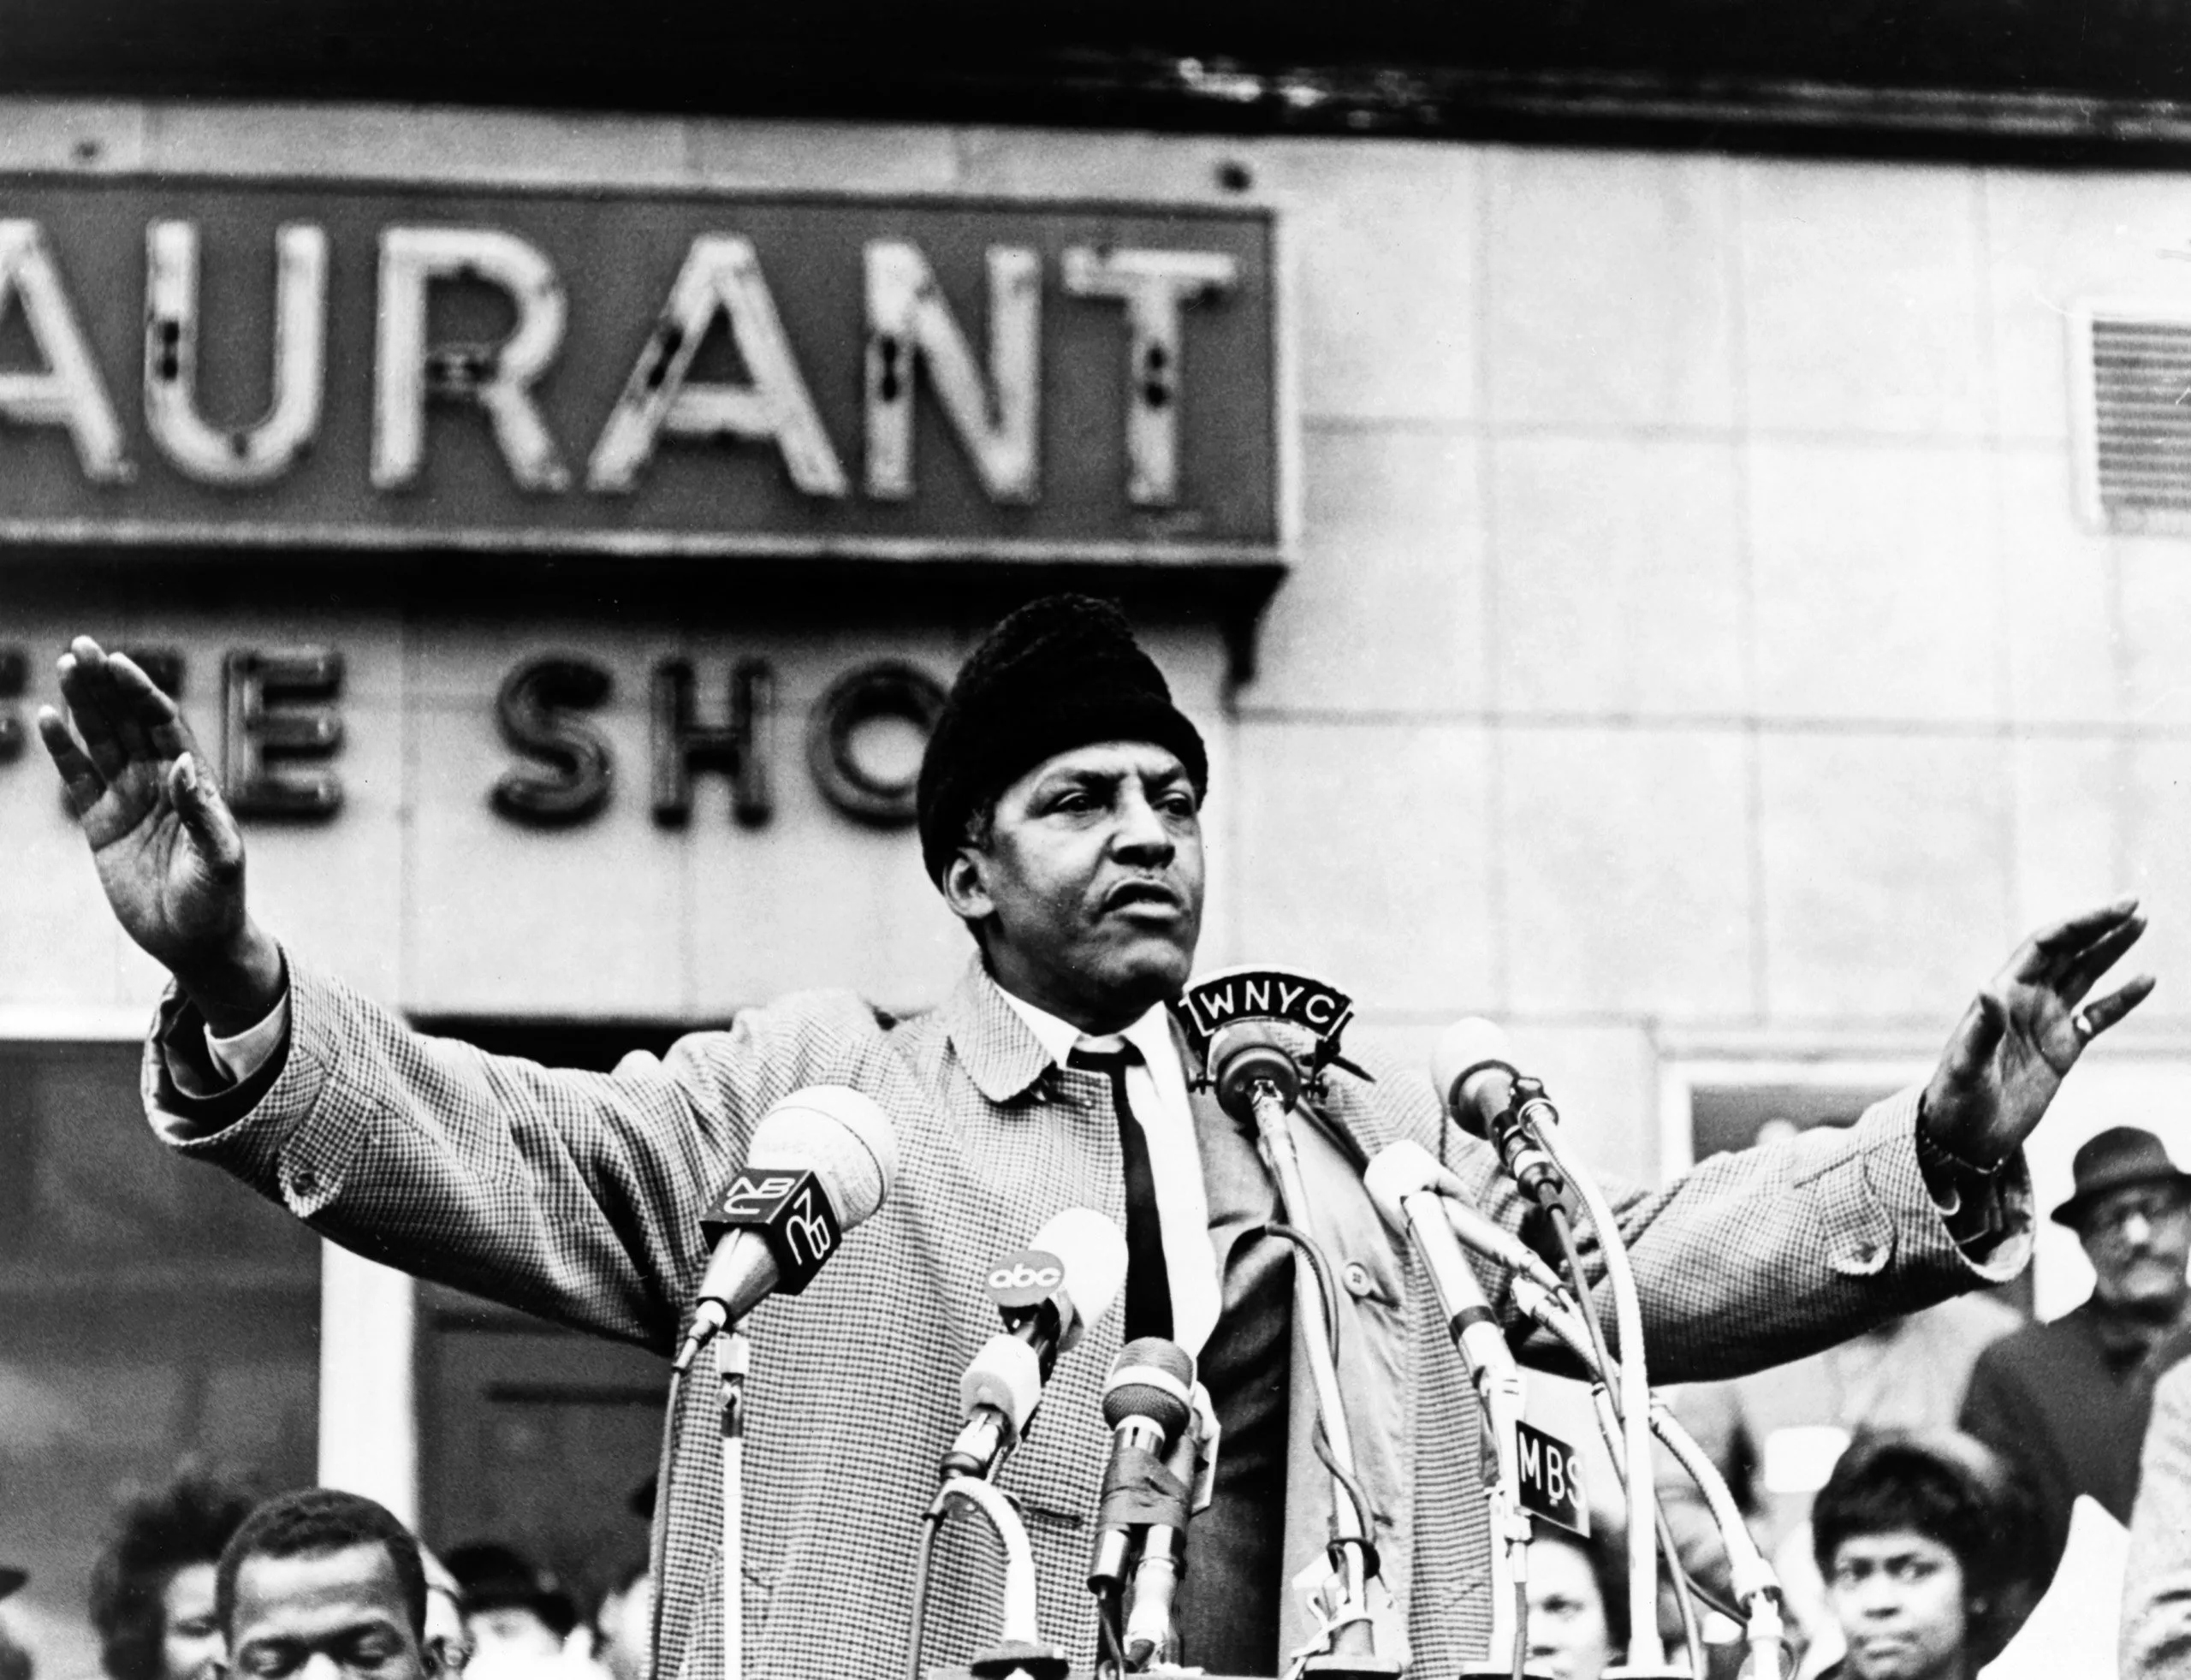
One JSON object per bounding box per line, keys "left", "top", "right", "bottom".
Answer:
{"left": 917, "top": 595, "right": 1208, "bottom": 887}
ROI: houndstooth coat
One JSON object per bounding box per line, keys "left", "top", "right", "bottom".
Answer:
{"left": 144, "top": 953, "right": 2032, "bottom": 1680}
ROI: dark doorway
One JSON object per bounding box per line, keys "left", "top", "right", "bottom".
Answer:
{"left": 408, "top": 1018, "right": 717, "bottom": 1613}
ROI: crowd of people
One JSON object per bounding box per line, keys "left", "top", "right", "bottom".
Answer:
{"left": 0, "top": 1468, "right": 648, "bottom": 1680}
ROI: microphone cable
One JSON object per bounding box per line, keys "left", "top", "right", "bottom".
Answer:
{"left": 1262, "top": 1220, "right": 1380, "bottom": 1562}
{"left": 905, "top": 1503, "right": 946, "bottom": 1680}
{"left": 1095, "top": 1582, "right": 1128, "bottom": 1679}
{"left": 645, "top": 1362, "right": 686, "bottom": 1680}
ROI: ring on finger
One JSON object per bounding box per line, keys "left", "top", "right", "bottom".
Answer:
{"left": 2073, "top": 1006, "right": 2097, "bottom": 1043}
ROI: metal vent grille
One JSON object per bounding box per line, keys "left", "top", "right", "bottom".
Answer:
{"left": 2073, "top": 301, "right": 2191, "bottom": 532}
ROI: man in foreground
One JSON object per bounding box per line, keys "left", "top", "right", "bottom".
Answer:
{"left": 217, "top": 1491, "right": 442, "bottom": 1680}
{"left": 39, "top": 597, "right": 2152, "bottom": 1679}
{"left": 1960, "top": 1125, "right": 2191, "bottom": 1573}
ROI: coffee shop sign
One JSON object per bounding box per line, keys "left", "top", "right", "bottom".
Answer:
{"left": 0, "top": 643, "right": 941, "bottom": 831}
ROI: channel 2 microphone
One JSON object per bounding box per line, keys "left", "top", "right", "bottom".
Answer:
{"left": 673, "top": 1085, "right": 899, "bottom": 1371}
{"left": 942, "top": 1207, "right": 1128, "bottom": 1478}
{"left": 1434, "top": 1018, "right": 1576, "bottom": 1216}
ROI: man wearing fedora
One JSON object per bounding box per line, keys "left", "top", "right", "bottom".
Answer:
{"left": 1960, "top": 1125, "right": 2191, "bottom": 1576}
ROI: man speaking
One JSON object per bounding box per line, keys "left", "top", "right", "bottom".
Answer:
{"left": 38, "top": 596, "right": 2152, "bottom": 1680}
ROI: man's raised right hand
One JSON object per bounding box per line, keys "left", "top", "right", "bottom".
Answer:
{"left": 39, "top": 636, "right": 284, "bottom": 1035}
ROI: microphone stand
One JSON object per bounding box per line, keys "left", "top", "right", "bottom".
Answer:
{"left": 1384, "top": 1179, "right": 1540, "bottom": 1680}
{"left": 911, "top": 1476, "right": 1070, "bottom": 1680}
{"left": 719, "top": 1327, "right": 751, "bottom": 1680}
{"left": 1214, "top": 1033, "right": 1402, "bottom": 1680}
{"left": 1512, "top": 1279, "right": 1788, "bottom": 1680}
{"left": 1513, "top": 1101, "right": 1680, "bottom": 1678}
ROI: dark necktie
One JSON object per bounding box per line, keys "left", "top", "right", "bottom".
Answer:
{"left": 1067, "top": 1042, "right": 1173, "bottom": 1342}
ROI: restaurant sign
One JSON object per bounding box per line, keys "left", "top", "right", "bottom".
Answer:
{"left": 0, "top": 181, "right": 1279, "bottom": 562}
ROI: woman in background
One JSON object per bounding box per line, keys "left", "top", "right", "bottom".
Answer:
{"left": 87, "top": 1465, "right": 258, "bottom": 1680}
{"left": 1526, "top": 1523, "right": 1626, "bottom": 1680}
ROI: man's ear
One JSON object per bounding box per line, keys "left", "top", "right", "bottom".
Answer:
{"left": 940, "top": 849, "right": 996, "bottom": 927}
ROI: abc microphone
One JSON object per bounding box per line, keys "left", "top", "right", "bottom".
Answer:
{"left": 673, "top": 1085, "right": 898, "bottom": 1372}
{"left": 1434, "top": 1018, "right": 1576, "bottom": 1216}
{"left": 942, "top": 1208, "right": 1128, "bottom": 1478}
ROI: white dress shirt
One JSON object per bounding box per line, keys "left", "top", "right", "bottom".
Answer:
{"left": 995, "top": 988, "right": 1221, "bottom": 1355}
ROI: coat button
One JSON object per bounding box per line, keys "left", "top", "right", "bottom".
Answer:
{"left": 292, "top": 1168, "right": 318, "bottom": 1195}
{"left": 1342, "top": 1261, "right": 1375, "bottom": 1297}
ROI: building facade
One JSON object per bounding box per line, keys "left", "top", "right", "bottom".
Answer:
{"left": 3, "top": 94, "right": 2189, "bottom": 1674}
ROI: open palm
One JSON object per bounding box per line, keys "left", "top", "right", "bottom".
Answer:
{"left": 39, "top": 637, "right": 277, "bottom": 1025}
{"left": 1923, "top": 898, "right": 2157, "bottom": 1165}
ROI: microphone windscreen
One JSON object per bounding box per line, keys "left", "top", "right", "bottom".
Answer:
{"left": 745, "top": 1085, "right": 899, "bottom": 1226}
{"left": 1362, "top": 1138, "right": 1445, "bottom": 1232}
{"left": 1031, "top": 1206, "right": 1129, "bottom": 1330}
{"left": 1433, "top": 1018, "right": 1516, "bottom": 1119}
{"left": 1102, "top": 1337, "right": 1196, "bottom": 1434}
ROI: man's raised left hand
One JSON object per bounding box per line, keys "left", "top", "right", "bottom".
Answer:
{"left": 1921, "top": 897, "right": 2157, "bottom": 1169}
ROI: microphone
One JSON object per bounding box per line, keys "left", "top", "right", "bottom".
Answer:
{"left": 1362, "top": 1140, "right": 1569, "bottom": 1298}
{"left": 1433, "top": 1018, "right": 1576, "bottom": 1216}
{"left": 1208, "top": 1019, "right": 1303, "bottom": 1129}
{"left": 1088, "top": 1338, "right": 1196, "bottom": 1592}
{"left": 1439, "top": 1027, "right": 1671, "bottom": 1672}
{"left": 941, "top": 1207, "right": 1128, "bottom": 1478}
{"left": 1362, "top": 1143, "right": 1526, "bottom": 1423}
{"left": 673, "top": 1085, "right": 898, "bottom": 1371}
{"left": 1122, "top": 1379, "right": 1216, "bottom": 1669}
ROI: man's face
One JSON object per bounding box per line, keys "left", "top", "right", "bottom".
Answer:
{"left": 945, "top": 740, "right": 1203, "bottom": 1030}
{"left": 2079, "top": 1181, "right": 2191, "bottom": 1309}
{"left": 162, "top": 1561, "right": 224, "bottom": 1680}
{"left": 1825, "top": 1531, "right": 1968, "bottom": 1680}
{"left": 226, "top": 1544, "right": 429, "bottom": 1680}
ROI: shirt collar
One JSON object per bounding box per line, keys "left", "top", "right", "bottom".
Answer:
{"left": 995, "top": 985, "right": 1173, "bottom": 1070}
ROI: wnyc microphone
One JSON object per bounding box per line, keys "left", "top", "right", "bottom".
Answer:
{"left": 1434, "top": 1018, "right": 1576, "bottom": 1217}
{"left": 941, "top": 1208, "right": 1128, "bottom": 1479}
{"left": 672, "top": 1086, "right": 898, "bottom": 1372}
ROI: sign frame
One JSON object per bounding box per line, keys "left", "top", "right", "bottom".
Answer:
{"left": 0, "top": 171, "right": 1289, "bottom": 569}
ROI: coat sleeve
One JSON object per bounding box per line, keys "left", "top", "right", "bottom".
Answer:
{"left": 1422, "top": 1078, "right": 2033, "bottom": 1385}
{"left": 2124, "top": 1360, "right": 2191, "bottom": 1678}
{"left": 140, "top": 952, "right": 889, "bottom": 1356}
